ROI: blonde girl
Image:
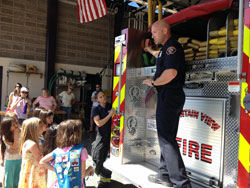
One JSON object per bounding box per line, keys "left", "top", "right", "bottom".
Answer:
{"left": 0, "top": 116, "right": 21, "bottom": 188}
{"left": 40, "top": 120, "right": 94, "bottom": 188}
{"left": 18, "top": 117, "right": 47, "bottom": 188}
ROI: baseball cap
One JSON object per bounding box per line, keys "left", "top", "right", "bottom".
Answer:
{"left": 21, "top": 87, "right": 29, "bottom": 93}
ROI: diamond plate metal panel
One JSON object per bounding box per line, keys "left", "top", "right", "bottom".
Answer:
{"left": 123, "top": 57, "right": 240, "bottom": 187}
{"left": 184, "top": 69, "right": 240, "bottom": 187}
{"left": 123, "top": 76, "right": 147, "bottom": 164}
{"left": 186, "top": 56, "right": 238, "bottom": 73}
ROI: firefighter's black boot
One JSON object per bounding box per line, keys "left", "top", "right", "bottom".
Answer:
{"left": 97, "top": 179, "right": 111, "bottom": 188}
{"left": 97, "top": 167, "right": 112, "bottom": 188}
{"left": 148, "top": 174, "right": 173, "bottom": 187}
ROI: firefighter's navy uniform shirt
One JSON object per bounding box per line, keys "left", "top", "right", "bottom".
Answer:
{"left": 153, "top": 36, "right": 186, "bottom": 92}
{"left": 152, "top": 37, "right": 191, "bottom": 187}
{"left": 91, "top": 102, "right": 112, "bottom": 176}
{"left": 92, "top": 102, "right": 112, "bottom": 141}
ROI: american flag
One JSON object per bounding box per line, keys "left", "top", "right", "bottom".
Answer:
{"left": 77, "top": 0, "right": 108, "bottom": 23}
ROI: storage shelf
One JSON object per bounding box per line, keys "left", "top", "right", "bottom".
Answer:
{"left": 6, "top": 70, "right": 43, "bottom": 88}
{"left": 56, "top": 85, "right": 86, "bottom": 89}
{"left": 7, "top": 71, "right": 43, "bottom": 78}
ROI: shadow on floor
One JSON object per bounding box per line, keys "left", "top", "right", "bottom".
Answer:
{"left": 83, "top": 132, "right": 137, "bottom": 188}
{"left": 86, "top": 180, "right": 137, "bottom": 188}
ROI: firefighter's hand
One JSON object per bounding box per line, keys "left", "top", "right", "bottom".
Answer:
{"left": 144, "top": 45, "right": 152, "bottom": 53}
{"left": 144, "top": 39, "right": 152, "bottom": 52}
{"left": 142, "top": 79, "right": 153, "bottom": 87}
{"left": 109, "top": 108, "right": 115, "bottom": 117}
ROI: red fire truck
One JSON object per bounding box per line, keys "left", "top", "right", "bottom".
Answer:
{"left": 105, "top": 0, "right": 250, "bottom": 187}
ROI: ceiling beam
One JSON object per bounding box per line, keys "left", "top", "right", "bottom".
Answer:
{"left": 129, "top": 0, "right": 177, "bottom": 14}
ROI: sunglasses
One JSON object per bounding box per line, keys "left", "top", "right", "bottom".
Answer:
{"left": 21, "top": 92, "right": 28, "bottom": 94}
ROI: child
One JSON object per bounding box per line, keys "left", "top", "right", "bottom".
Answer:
{"left": 33, "top": 107, "right": 45, "bottom": 118}
{"left": 18, "top": 117, "right": 47, "bottom": 188}
{"left": 39, "top": 109, "right": 54, "bottom": 128}
{"left": 91, "top": 90, "right": 115, "bottom": 188}
{"left": 1, "top": 112, "right": 20, "bottom": 188}
{"left": 38, "top": 109, "right": 54, "bottom": 148}
{"left": 5, "top": 112, "right": 21, "bottom": 128}
{"left": 0, "top": 116, "right": 22, "bottom": 188}
{"left": 40, "top": 119, "right": 94, "bottom": 188}
{"left": 43, "top": 124, "right": 59, "bottom": 188}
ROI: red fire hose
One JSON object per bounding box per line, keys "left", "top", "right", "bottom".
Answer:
{"left": 162, "top": 0, "right": 233, "bottom": 25}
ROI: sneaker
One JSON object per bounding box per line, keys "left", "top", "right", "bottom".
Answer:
{"left": 148, "top": 174, "right": 173, "bottom": 187}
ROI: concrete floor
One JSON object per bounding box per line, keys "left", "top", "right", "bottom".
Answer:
{"left": 82, "top": 132, "right": 137, "bottom": 188}
{"left": 0, "top": 131, "right": 204, "bottom": 188}
{"left": 0, "top": 131, "right": 137, "bottom": 188}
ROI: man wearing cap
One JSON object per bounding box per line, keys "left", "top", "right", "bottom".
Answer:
{"left": 10, "top": 87, "right": 31, "bottom": 125}
{"left": 143, "top": 20, "right": 191, "bottom": 187}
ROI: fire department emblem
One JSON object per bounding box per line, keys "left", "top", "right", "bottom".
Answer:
{"left": 127, "top": 116, "right": 137, "bottom": 136}
{"left": 166, "top": 46, "right": 176, "bottom": 55}
{"left": 129, "top": 86, "right": 141, "bottom": 103}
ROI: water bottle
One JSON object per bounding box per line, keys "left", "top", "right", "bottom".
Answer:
{"left": 23, "top": 103, "right": 28, "bottom": 114}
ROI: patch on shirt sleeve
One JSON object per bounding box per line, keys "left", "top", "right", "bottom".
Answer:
{"left": 166, "top": 46, "right": 176, "bottom": 55}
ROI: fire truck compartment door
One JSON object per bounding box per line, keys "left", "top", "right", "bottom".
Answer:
{"left": 178, "top": 97, "right": 226, "bottom": 185}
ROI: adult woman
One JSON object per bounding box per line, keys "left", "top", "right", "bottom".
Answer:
{"left": 33, "top": 88, "right": 57, "bottom": 111}
{"left": 91, "top": 90, "right": 115, "bottom": 187}
{"left": 10, "top": 87, "right": 31, "bottom": 125}
{"left": 56, "top": 85, "right": 76, "bottom": 120}
{"left": 7, "top": 83, "right": 22, "bottom": 110}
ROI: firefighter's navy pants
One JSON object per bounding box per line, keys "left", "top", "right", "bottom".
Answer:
{"left": 91, "top": 137, "right": 112, "bottom": 178}
{"left": 156, "top": 88, "right": 191, "bottom": 188}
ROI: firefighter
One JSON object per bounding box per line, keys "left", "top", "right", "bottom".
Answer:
{"left": 142, "top": 20, "right": 191, "bottom": 188}
{"left": 91, "top": 90, "right": 115, "bottom": 188}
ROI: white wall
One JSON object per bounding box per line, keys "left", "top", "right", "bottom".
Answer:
{"left": 0, "top": 57, "right": 45, "bottom": 110}
{"left": 0, "top": 60, "right": 113, "bottom": 110}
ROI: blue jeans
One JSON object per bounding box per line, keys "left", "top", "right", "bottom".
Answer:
{"left": 60, "top": 106, "right": 72, "bottom": 120}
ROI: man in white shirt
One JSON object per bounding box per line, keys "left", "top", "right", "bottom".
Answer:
{"left": 57, "top": 85, "right": 76, "bottom": 120}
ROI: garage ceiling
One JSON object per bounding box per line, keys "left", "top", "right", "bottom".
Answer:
{"left": 127, "top": 0, "right": 210, "bottom": 15}
{"left": 58, "top": 0, "right": 236, "bottom": 40}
